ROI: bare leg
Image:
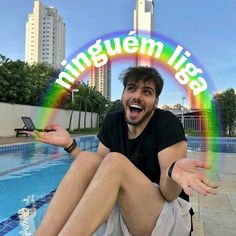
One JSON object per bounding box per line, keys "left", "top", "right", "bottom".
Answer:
{"left": 35, "top": 151, "right": 103, "bottom": 236}
{"left": 58, "top": 152, "right": 165, "bottom": 236}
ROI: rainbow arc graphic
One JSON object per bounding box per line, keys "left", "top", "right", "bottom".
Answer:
{"left": 34, "top": 30, "right": 221, "bottom": 178}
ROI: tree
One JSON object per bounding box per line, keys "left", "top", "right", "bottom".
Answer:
{"left": 212, "top": 88, "right": 236, "bottom": 136}
{"left": 64, "top": 83, "right": 108, "bottom": 130}
{"left": 0, "top": 55, "right": 55, "bottom": 106}
{"left": 0, "top": 59, "right": 30, "bottom": 103}
{"left": 92, "top": 90, "right": 108, "bottom": 128}
{"left": 69, "top": 83, "right": 92, "bottom": 129}
{"left": 107, "top": 99, "right": 123, "bottom": 113}
{"left": 75, "top": 84, "right": 108, "bottom": 129}
{"left": 0, "top": 54, "right": 10, "bottom": 65}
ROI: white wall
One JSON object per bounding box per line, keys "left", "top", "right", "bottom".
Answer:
{"left": 0, "top": 102, "right": 98, "bottom": 137}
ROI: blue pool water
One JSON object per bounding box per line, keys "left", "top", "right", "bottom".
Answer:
{"left": 0, "top": 136, "right": 235, "bottom": 235}
{"left": 187, "top": 137, "right": 236, "bottom": 153}
{"left": 0, "top": 136, "right": 99, "bottom": 236}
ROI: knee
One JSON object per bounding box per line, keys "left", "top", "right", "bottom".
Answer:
{"left": 100, "top": 152, "right": 127, "bottom": 173}
{"left": 71, "top": 151, "right": 102, "bottom": 170}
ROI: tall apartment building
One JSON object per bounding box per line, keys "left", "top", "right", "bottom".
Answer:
{"left": 188, "top": 88, "right": 200, "bottom": 110}
{"left": 134, "top": 0, "right": 154, "bottom": 66}
{"left": 89, "top": 60, "right": 111, "bottom": 101}
{"left": 25, "top": 0, "right": 65, "bottom": 69}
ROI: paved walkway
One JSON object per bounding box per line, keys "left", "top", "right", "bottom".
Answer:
{"left": 0, "top": 136, "right": 35, "bottom": 145}
{"left": 0, "top": 137, "right": 235, "bottom": 236}
{"left": 189, "top": 151, "right": 236, "bottom": 236}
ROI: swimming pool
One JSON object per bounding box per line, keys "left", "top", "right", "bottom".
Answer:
{"left": 0, "top": 136, "right": 99, "bottom": 236}
{"left": 0, "top": 135, "right": 235, "bottom": 235}
{"left": 187, "top": 136, "right": 236, "bottom": 153}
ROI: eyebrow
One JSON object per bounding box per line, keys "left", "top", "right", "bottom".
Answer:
{"left": 142, "top": 86, "right": 155, "bottom": 92}
{"left": 126, "top": 83, "right": 155, "bottom": 93}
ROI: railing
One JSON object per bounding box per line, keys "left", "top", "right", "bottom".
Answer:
{"left": 178, "top": 116, "right": 212, "bottom": 131}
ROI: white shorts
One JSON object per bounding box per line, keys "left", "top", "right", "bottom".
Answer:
{"left": 93, "top": 197, "right": 191, "bottom": 236}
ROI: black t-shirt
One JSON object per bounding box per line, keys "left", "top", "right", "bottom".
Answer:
{"left": 97, "top": 108, "right": 188, "bottom": 200}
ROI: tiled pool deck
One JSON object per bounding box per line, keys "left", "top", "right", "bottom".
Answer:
{"left": 0, "top": 136, "right": 235, "bottom": 236}
{"left": 189, "top": 151, "right": 236, "bottom": 236}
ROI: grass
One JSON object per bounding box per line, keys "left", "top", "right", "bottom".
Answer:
{"left": 68, "top": 127, "right": 99, "bottom": 135}
{"left": 185, "top": 130, "right": 203, "bottom": 136}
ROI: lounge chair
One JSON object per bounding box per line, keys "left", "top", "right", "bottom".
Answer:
{"left": 14, "top": 117, "right": 49, "bottom": 137}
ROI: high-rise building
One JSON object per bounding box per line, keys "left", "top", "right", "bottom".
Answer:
{"left": 25, "top": 0, "right": 65, "bottom": 69}
{"left": 188, "top": 88, "right": 200, "bottom": 110}
{"left": 89, "top": 60, "right": 111, "bottom": 101}
{"left": 134, "top": 0, "right": 154, "bottom": 66}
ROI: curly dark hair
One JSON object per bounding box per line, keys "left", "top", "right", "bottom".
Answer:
{"left": 119, "top": 66, "right": 164, "bottom": 98}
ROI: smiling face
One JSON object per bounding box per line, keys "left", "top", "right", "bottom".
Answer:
{"left": 121, "top": 80, "right": 158, "bottom": 126}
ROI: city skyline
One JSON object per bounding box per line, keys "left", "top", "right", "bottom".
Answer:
{"left": 0, "top": 0, "right": 235, "bottom": 107}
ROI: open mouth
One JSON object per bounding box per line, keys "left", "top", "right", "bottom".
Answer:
{"left": 128, "top": 104, "right": 143, "bottom": 115}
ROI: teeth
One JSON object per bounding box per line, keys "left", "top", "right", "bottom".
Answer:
{"left": 130, "top": 104, "right": 142, "bottom": 109}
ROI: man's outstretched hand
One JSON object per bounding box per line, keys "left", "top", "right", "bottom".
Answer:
{"left": 171, "top": 159, "right": 219, "bottom": 196}
{"left": 27, "top": 123, "right": 73, "bottom": 148}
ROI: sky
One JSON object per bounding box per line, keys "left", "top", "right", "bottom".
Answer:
{"left": 0, "top": 0, "right": 235, "bottom": 107}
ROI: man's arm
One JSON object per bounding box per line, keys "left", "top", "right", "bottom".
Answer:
{"left": 158, "top": 141, "right": 187, "bottom": 202}
{"left": 159, "top": 141, "right": 218, "bottom": 201}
